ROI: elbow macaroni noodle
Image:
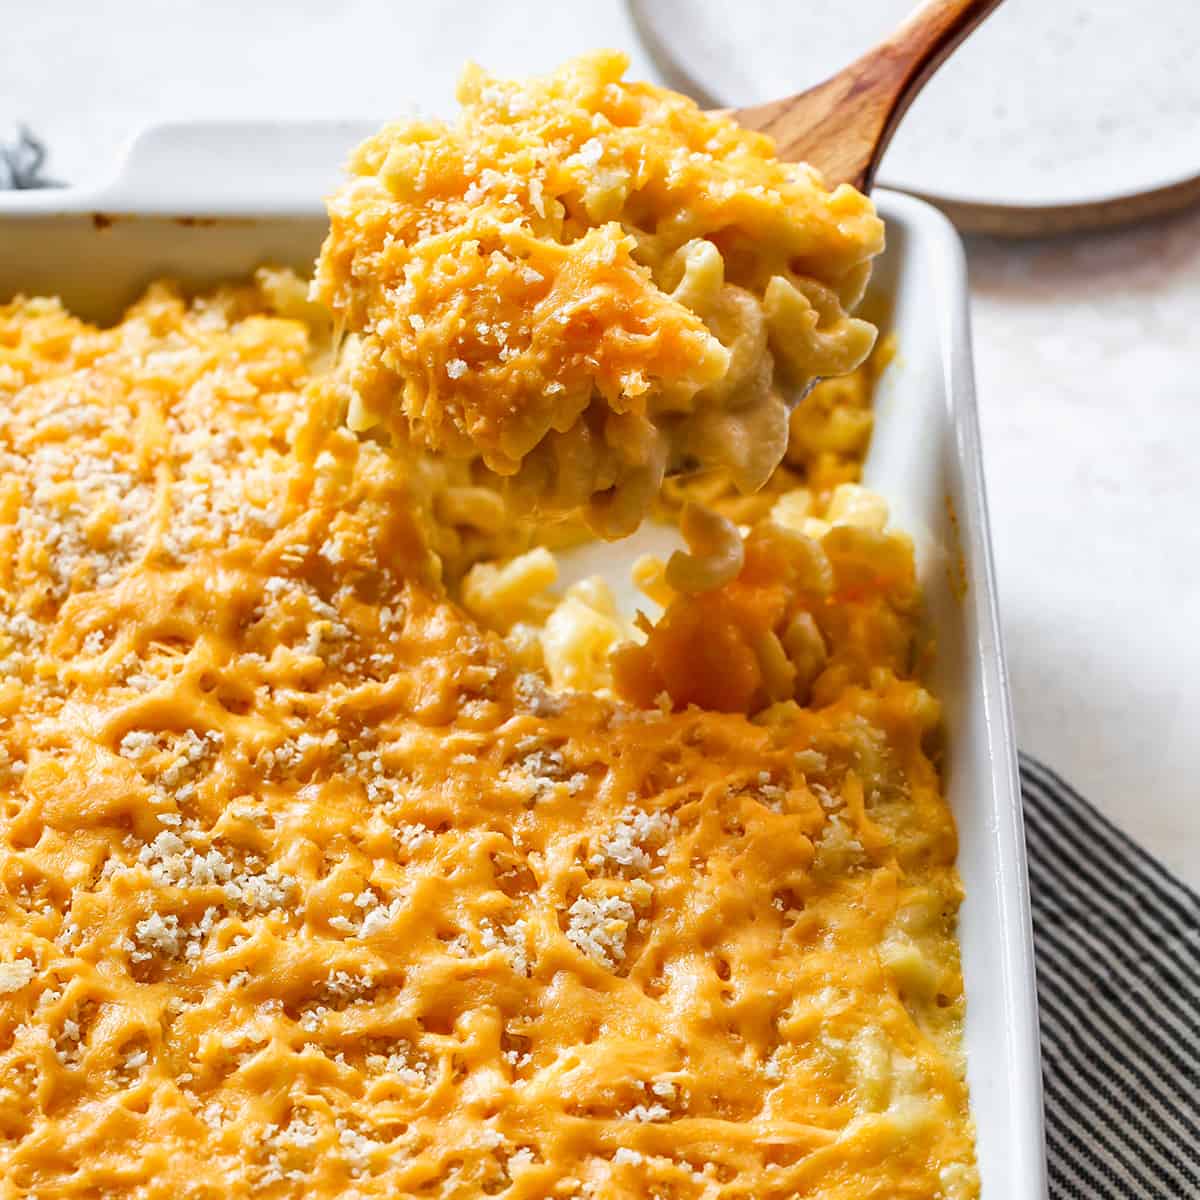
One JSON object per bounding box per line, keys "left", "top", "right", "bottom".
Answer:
{"left": 664, "top": 503, "right": 745, "bottom": 596}
{"left": 0, "top": 57, "right": 975, "bottom": 1200}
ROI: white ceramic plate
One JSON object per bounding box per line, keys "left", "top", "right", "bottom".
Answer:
{"left": 0, "top": 123, "right": 1048, "bottom": 1195}
{"left": 630, "top": 0, "right": 1200, "bottom": 234}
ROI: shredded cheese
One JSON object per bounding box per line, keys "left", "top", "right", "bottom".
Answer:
{"left": 0, "top": 223, "right": 973, "bottom": 1200}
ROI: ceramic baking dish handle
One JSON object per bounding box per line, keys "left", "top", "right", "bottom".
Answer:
{"left": 0, "top": 120, "right": 379, "bottom": 214}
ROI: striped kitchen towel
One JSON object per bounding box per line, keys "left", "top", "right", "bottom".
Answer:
{"left": 1021, "top": 754, "right": 1200, "bottom": 1199}
{"left": 0, "top": 126, "right": 61, "bottom": 190}
{"left": 3, "top": 128, "right": 1198, "bottom": 1200}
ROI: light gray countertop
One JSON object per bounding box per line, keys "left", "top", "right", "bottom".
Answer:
{"left": 5, "top": 0, "right": 1197, "bottom": 883}
{"left": 970, "top": 214, "right": 1200, "bottom": 885}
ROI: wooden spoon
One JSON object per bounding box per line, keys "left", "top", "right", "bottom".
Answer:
{"left": 652, "top": 0, "right": 1003, "bottom": 473}
{"left": 725, "top": 0, "right": 1004, "bottom": 191}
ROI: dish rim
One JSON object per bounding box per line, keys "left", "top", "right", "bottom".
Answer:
{"left": 884, "top": 190, "right": 1049, "bottom": 1199}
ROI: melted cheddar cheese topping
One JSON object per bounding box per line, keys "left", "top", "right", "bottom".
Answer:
{"left": 0, "top": 275, "right": 977, "bottom": 1199}
{"left": 314, "top": 51, "right": 883, "bottom": 536}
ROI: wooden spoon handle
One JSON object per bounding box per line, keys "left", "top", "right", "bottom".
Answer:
{"left": 733, "top": 0, "right": 1004, "bottom": 190}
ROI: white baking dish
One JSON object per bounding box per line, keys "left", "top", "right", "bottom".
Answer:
{"left": 0, "top": 122, "right": 1048, "bottom": 1198}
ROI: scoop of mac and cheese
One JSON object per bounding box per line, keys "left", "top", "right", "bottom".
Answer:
{"left": 315, "top": 51, "right": 884, "bottom": 535}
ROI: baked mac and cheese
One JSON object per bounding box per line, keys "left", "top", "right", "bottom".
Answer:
{"left": 0, "top": 57, "right": 976, "bottom": 1200}
{"left": 314, "top": 51, "right": 883, "bottom": 536}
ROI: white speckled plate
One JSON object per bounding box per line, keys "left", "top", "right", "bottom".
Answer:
{"left": 630, "top": 0, "right": 1200, "bottom": 234}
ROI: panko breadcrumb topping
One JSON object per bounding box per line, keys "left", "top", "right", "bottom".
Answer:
{"left": 0, "top": 273, "right": 976, "bottom": 1199}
